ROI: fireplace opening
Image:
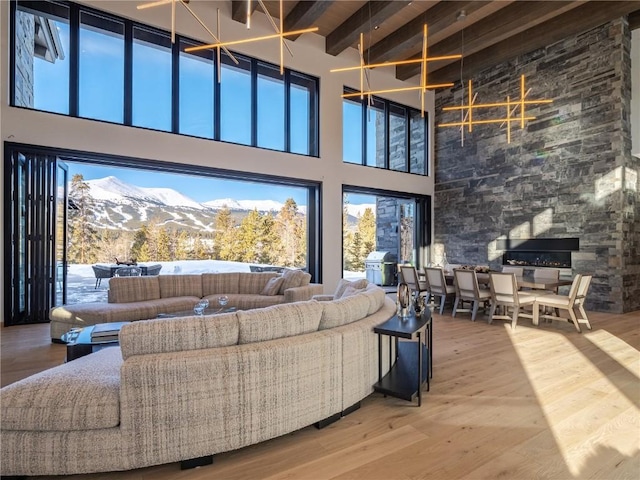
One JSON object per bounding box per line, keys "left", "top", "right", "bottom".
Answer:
{"left": 496, "top": 238, "right": 579, "bottom": 270}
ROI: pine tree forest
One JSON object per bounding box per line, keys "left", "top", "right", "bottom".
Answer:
{"left": 67, "top": 175, "right": 310, "bottom": 268}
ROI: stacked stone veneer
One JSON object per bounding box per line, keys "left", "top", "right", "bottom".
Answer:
{"left": 434, "top": 18, "right": 639, "bottom": 313}
{"left": 14, "top": 10, "right": 35, "bottom": 108}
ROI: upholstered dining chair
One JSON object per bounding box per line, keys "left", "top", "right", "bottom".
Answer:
{"left": 533, "top": 268, "right": 560, "bottom": 293}
{"left": 502, "top": 266, "right": 524, "bottom": 277}
{"left": 398, "top": 265, "right": 429, "bottom": 301}
{"left": 114, "top": 266, "right": 142, "bottom": 277}
{"left": 91, "top": 265, "right": 113, "bottom": 289}
{"left": 452, "top": 269, "right": 491, "bottom": 321}
{"left": 488, "top": 272, "right": 536, "bottom": 330}
{"left": 533, "top": 274, "right": 591, "bottom": 332}
{"left": 424, "top": 267, "right": 455, "bottom": 315}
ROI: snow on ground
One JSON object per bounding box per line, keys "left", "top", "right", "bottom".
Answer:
{"left": 66, "top": 260, "right": 367, "bottom": 305}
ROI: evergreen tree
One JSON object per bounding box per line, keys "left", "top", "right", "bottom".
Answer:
{"left": 257, "top": 213, "right": 279, "bottom": 264}
{"left": 156, "top": 228, "right": 171, "bottom": 261}
{"left": 213, "top": 206, "right": 238, "bottom": 261}
{"left": 193, "top": 233, "right": 209, "bottom": 259}
{"left": 130, "top": 225, "right": 150, "bottom": 262}
{"left": 349, "top": 231, "right": 364, "bottom": 271}
{"left": 358, "top": 207, "right": 376, "bottom": 260}
{"left": 174, "top": 230, "right": 189, "bottom": 260}
{"left": 68, "top": 174, "right": 98, "bottom": 264}
{"left": 237, "top": 209, "right": 262, "bottom": 263}
{"left": 275, "top": 198, "right": 305, "bottom": 267}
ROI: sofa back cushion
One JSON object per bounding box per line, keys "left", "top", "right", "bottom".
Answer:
{"left": 108, "top": 276, "right": 161, "bottom": 303}
{"left": 238, "top": 272, "right": 280, "bottom": 294}
{"left": 261, "top": 276, "right": 285, "bottom": 296}
{"left": 279, "top": 269, "right": 312, "bottom": 294}
{"left": 319, "top": 293, "right": 371, "bottom": 330}
{"left": 119, "top": 312, "right": 240, "bottom": 360}
{"left": 158, "top": 274, "right": 203, "bottom": 298}
{"left": 362, "top": 283, "right": 387, "bottom": 315}
{"left": 333, "top": 278, "right": 369, "bottom": 299}
{"left": 237, "top": 300, "right": 323, "bottom": 344}
{"left": 202, "top": 272, "right": 240, "bottom": 296}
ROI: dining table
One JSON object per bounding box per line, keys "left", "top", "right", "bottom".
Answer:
{"left": 443, "top": 271, "right": 573, "bottom": 291}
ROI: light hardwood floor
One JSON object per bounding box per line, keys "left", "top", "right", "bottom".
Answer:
{"left": 1, "top": 309, "right": 639, "bottom": 480}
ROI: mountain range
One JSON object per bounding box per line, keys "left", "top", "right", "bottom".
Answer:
{"left": 76, "top": 176, "right": 374, "bottom": 232}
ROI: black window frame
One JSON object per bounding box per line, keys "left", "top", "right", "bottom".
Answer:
{"left": 342, "top": 87, "right": 429, "bottom": 176}
{"left": 10, "top": 0, "right": 320, "bottom": 157}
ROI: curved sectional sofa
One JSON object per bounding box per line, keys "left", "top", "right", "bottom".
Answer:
{"left": 1, "top": 281, "right": 396, "bottom": 476}
{"left": 49, "top": 271, "right": 322, "bottom": 341}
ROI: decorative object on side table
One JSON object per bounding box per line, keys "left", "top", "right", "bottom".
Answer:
{"left": 397, "top": 282, "right": 412, "bottom": 318}
{"left": 413, "top": 293, "right": 426, "bottom": 315}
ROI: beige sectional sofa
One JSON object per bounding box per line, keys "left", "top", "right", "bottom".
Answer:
{"left": 1, "top": 282, "right": 396, "bottom": 476}
{"left": 49, "top": 271, "right": 322, "bottom": 341}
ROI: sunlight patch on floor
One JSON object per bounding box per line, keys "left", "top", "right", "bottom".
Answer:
{"left": 507, "top": 325, "right": 640, "bottom": 476}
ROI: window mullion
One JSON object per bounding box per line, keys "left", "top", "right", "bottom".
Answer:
{"left": 251, "top": 59, "right": 258, "bottom": 147}
{"left": 171, "top": 38, "right": 180, "bottom": 134}
{"left": 285, "top": 70, "right": 291, "bottom": 153}
{"left": 124, "top": 21, "right": 133, "bottom": 125}
{"left": 69, "top": 4, "right": 79, "bottom": 116}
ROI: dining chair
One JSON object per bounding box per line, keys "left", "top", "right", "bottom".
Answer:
{"left": 398, "top": 265, "right": 429, "bottom": 303}
{"left": 114, "top": 266, "right": 143, "bottom": 277}
{"left": 533, "top": 268, "right": 560, "bottom": 293}
{"left": 452, "top": 269, "right": 491, "bottom": 321}
{"left": 502, "top": 266, "right": 524, "bottom": 277}
{"left": 424, "top": 267, "right": 455, "bottom": 315}
{"left": 92, "top": 265, "right": 113, "bottom": 288}
{"left": 533, "top": 274, "right": 591, "bottom": 332}
{"left": 488, "top": 272, "right": 536, "bottom": 330}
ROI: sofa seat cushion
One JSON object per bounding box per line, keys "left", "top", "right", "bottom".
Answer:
{"left": 319, "top": 293, "right": 371, "bottom": 330}
{"left": 50, "top": 301, "right": 159, "bottom": 325}
{"left": 108, "top": 276, "right": 161, "bottom": 303}
{"left": 119, "top": 312, "right": 240, "bottom": 359}
{"left": 237, "top": 300, "right": 323, "bottom": 344}
{"left": 158, "top": 274, "right": 203, "bottom": 298}
{"left": 202, "top": 294, "right": 285, "bottom": 310}
{"left": 0, "top": 348, "right": 122, "bottom": 431}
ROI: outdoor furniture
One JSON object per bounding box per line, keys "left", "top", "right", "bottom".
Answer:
{"left": 92, "top": 265, "right": 113, "bottom": 289}
{"left": 144, "top": 264, "right": 162, "bottom": 276}
{"left": 114, "top": 266, "right": 142, "bottom": 277}
{"left": 488, "top": 272, "right": 536, "bottom": 330}
{"left": 452, "top": 269, "right": 491, "bottom": 321}
{"left": 534, "top": 274, "right": 592, "bottom": 332}
{"left": 423, "top": 267, "right": 455, "bottom": 315}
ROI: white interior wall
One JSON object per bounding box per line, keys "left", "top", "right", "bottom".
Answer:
{"left": 0, "top": 0, "right": 436, "bottom": 296}
{"left": 632, "top": 28, "right": 639, "bottom": 158}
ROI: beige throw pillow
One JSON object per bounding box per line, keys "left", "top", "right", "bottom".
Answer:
{"left": 339, "top": 285, "right": 364, "bottom": 299}
{"left": 261, "top": 276, "right": 284, "bottom": 296}
{"left": 279, "top": 269, "right": 308, "bottom": 294}
{"left": 333, "top": 278, "right": 368, "bottom": 299}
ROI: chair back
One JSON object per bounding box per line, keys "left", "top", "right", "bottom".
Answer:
{"left": 575, "top": 275, "right": 592, "bottom": 306}
{"left": 145, "top": 264, "right": 162, "bottom": 276}
{"left": 533, "top": 268, "right": 559, "bottom": 280}
{"left": 425, "top": 267, "right": 445, "bottom": 294}
{"left": 399, "top": 265, "right": 418, "bottom": 287}
{"left": 489, "top": 272, "right": 517, "bottom": 303}
{"left": 566, "top": 274, "right": 583, "bottom": 303}
{"left": 454, "top": 269, "right": 479, "bottom": 300}
{"left": 115, "top": 266, "right": 142, "bottom": 277}
{"left": 92, "top": 265, "right": 112, "bottom": 279}
{"left": 502, "top": 266, "right": 524, "bottom": 277}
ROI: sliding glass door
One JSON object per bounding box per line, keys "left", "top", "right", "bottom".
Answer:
{"left": 4, "top": 146, "right": 68, "bottom": 325}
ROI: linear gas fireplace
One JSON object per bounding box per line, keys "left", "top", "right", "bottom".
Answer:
{"left": 496, "top": 238, "right": 579, "bottom": 269}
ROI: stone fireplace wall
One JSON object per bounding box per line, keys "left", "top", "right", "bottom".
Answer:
{"left": 434, "top": 18, "right": 639, "bottom": 313}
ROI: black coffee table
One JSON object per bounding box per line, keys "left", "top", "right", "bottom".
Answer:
{"left": 61, "top": 322, "right": 130, "bottom": 362}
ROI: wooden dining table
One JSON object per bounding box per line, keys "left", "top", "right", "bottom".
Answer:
{"left": 444, "top": 271, "right": 573, "bottom": 291}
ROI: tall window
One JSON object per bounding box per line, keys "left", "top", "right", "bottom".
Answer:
{"left": 132, "top": 27, "right": 172, "bottom": 131}
{"left": 179, "top": 39, "right": 214, "bottom": 139}
{"left": 342, "top": 88, "right": 428, "bottom": 175}
{"left": 290, "top": 72, "right": 317, "bottom": 156}
{"left": 11, "top": 1, "right": 319, "bottom": 157}
{"left": 257, "top": 63, "right": 285, "bottom": 150}
{"left": 220, "top": 53, "right": 252, "bottom": 146}
{"left": 14, "top": 1, "right": 70, "bottom": 114}
{"left": 79, "top": 12, "right": 124, "bottom": 123}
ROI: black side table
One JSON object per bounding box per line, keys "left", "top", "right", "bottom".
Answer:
{"left": 373, "top": 309, "right": 432, "bottom": 406}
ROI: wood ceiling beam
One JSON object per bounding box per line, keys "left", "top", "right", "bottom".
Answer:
{"left": 629, "top": 9, "right": 640, "bottom": 30}
{"left": 422, "top": 1, "right": 640, "bottom": 85}
{"left": 325, "top": 1, "right": 411, "bottom": 57}
{"left": 231, "top": 0, "right": 258, "bottom": 24}
{"left": 285, "top": 1, "right": 334, "bottom": 41}
{"left": 366, "top": 1, "right": 488, "bottom": 65}
{"left": 397, "top": 1, "right": 582, "bottom": 80}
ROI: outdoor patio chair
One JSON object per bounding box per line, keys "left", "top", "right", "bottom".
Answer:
{"left": 114, "top": 266, "right": 142, "bottom": 277}
{"left": 145, "top": 264, "right": 162, "bottom": 276}
{"left": 92, "top": 265, "right": 112, "bottom": 289}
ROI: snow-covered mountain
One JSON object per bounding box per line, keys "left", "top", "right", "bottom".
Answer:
{"left": 75, "top": 176, "right": 320, "bottom": 232}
